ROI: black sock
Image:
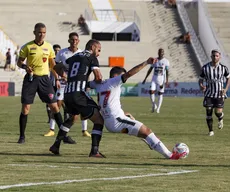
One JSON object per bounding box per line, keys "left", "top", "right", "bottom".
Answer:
{"left": 206, "top": 118, "right": 213, "bottom": 132}
{"left": 215, "top": 112, "right": 224, "bottom": 121}
{"left": 19, "top": 113, "right": 28, "bottom": 138}
{"left": 53, "top": 112, "right": 63, "bottom": 128}
{"left": 46, "top": 104, "right": 51, "bottom": 122}
{"left": 91, "top": 124, "right": 103, "bottom": 154}
{"left": 63, "top": 106, "right": 69, "bottom": 121}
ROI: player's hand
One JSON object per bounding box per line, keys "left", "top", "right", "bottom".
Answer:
{"left": 200, "top": 85, "right": 206, "bottom": 92}
{"left": 26, "top": 66, "right": 33, "bottom": 74}
{"left": 56, "top": 80, "right": 61, "bottom": 89}
{"left": 146, "top": 57, "right": 157, "bottom": 64}
{"left": 125, "top": 112, "right": 135, "bottom": 120}
{"left": 222, "top": 89, "right": 227, "bottom": 96}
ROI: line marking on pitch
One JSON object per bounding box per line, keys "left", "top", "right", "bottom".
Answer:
{"left": 0, "top": 170, "right": 198, "bottom": 190}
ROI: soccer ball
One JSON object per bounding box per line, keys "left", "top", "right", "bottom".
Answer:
{"left": 173, "top": 143, "right": 189, "bottom": 159}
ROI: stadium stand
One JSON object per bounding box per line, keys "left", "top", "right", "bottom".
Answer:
{"left": 206, "top": 2, "right": 230, "bottom": 58}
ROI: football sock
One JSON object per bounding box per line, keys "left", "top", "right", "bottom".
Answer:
{"left": 19, "top": 113, "right": 27, "bottom": 138}
{"left": 91, "top": 124, "right": 103, "bottom": 153}
{"left": 53, "top": 112, "right": 63, "bottom": 128}
{"left": 49, "top": 118, "right": 56, "bottom": 130}
{"left": 215, "top": 112, "right": 224, "bottom": 121}
{"left": 46, "top": 104, "right": 51, "bottom": 122}
{"left": 157, "top": 94, "right": 163, "bottom": 110}
{"left": 206, "top": 108, "right": 213, "bottom": 131}
{"left": 145, "top": 133, "right": 172, "bottom": 158}
{"left": 81, "top": 120, "right": 88, "bottom": 131}
{"left": 63, "top": 106, "right": 69, "bottom": 121}
{"left": 150, "top": 93, "right": 155, "bottom": 106}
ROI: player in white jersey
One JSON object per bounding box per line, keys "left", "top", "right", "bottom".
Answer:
{"left": 142, "top": 48, "right": 169, "bottom": 113}
{"left": 89, "top": 58, "right": 185, "bottom": 160}
{"left": 44, "top": 32, "right": 91, "bottom": 138}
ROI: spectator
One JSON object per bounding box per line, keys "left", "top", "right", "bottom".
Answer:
{"left": 132, "top": 30, "right": 140, "bottom": 41}
{"left": 179, "top": 32, "right": 191, "bottom": 44}
{"left": 168, "top": 0, "right": 176, "bottom": 8}
{"left": 14, "top": 45, "right": 20, "bottom": 71}
{"left": 4, "top": 48, "right": 11, "bottom": 71}
{"left": 78, "top": 14, "right": 86, "bottom": 28}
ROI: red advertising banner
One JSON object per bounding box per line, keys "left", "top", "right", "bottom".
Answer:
{"left": 0, "top": 82, "right": 15, "bottom": 96}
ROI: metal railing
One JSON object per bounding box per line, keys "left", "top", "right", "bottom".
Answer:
{"left": 176, "top": 1, "right": 209, "bottom": 67}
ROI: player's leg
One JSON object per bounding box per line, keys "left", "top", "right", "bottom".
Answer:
{"left": 18, "top": 74, "right": 38, "bottom": 143}
{"left": 81, "top": 120, "right": 91, "bottom": 137}
{"left": 149, "top": 81, "right": 157, "bottom": 112}
{"left": 203, "top": 97, "right": 214, "bottom": 136}
{"left": 156, "top": 90, "right": 164, "bottom": 114}
{"left": 214, "top": 98, "right": 224, "bottom": 129}
{"left": 46, "top": 104, "right": 51, "bottom": 123}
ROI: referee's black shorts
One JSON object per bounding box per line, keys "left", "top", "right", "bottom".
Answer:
{"left": 21, "top": 74, "right": 57, "bottom": 104}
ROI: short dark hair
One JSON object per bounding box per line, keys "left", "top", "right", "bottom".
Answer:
{"left": 109, "top": 67, "right": 127, "bottom": 78}
{"left": 69, "top": 32, "right": 79, "bottom": 39}
{"left": 34, "top": 23, "right": 46, "bottom": 30}
{"left": 53, "top": 44, "right": 61, "bottom": 50}
{"left": 211, "top": 49, "right": 221, "bottom": 55}
{"left": 85, "top": 39, "right": 100, "bottom": 51}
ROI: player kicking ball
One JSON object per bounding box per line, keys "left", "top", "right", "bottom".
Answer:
{"left": 89, "top": 57, "right": 185, "bottom": 160}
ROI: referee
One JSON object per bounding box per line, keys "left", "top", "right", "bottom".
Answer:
{"left": 199, "top": 49, "right": 230, "bottom": 136}
{"left": 17, "top": 23, "right": 63, "bottom": 143}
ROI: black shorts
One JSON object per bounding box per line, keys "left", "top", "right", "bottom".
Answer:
{"left": 203, "top": 97, "right": 225, "bottom": 108}
{"left": 21, "top": 74, "right": 57, "bottom": 104}
{"left": 64, "top": 92, "right": 99, "bottom": 119}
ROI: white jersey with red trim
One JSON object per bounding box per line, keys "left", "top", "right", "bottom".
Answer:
{"left": 90, "top": 75, "right": 125, "bottom": 119}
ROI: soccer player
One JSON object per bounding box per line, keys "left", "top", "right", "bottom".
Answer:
{"left": 49, "top": 39, "right": 105, "bottom": 157}
{"left": 142, "top": 48, "right": 169, "bottom": 113}
{"left": 89, "top": 58, "right": 184, "bottom": 160}
{"left": 199, "top": 49, "right": 230, "bottom": 136}
{"left": 44, "top": 33, "right": 91, "bottom": 138}
{"left": 17, "top": 23, "right": 64, "bottom": 144}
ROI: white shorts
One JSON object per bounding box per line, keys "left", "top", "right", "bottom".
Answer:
{"left": 104, "top": 115, "right": 143, "bottom": 136}
{"left": 150, "top": 81, "right": 165, "bottom": 93}
{"left": 55, "top": 85, "right": 65, "bottom": 101}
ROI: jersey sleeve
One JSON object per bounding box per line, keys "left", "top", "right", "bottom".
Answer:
{"left": 19, "top": 44, "right": 28, "bottom": 59}
{"left": 108, "top": 75, "right": 123, "bottom": 88}
{"left": 55, "top": 51, "right": 61, "bottom": 63}
{"left": 88, "top": 81, "right": 97, "bottom": 89}
{"left": 199, "top": 66, "right": 205, "bottom": 79}
{"left": 224, "top": 66, "right": 230, "bottom": 78}
{"left": 91, "top": 57, "right": 99, "bottom": 70}
{"left": 49, "top": 44, "right": 55, "bottom": 59}
{"left": 166, "top": 60, "right": 170, "bottom": 70}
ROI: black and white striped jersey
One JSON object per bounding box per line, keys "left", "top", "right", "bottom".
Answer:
{"left": 199, "top": 62, "right": 230, "bottom": 98}
{"left": 64, "top": 50, "right": 99, "bottom": 94}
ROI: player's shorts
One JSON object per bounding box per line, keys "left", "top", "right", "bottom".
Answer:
{"left": 64, "top": 91, "right": 99, "bottom": 119}
{"left": 55, "top": 84, "right": 66, "bottom": 101}
{"left": 104, "top": 114, "right": 143, "bottom": 136}
{"left": 150, "top": 81, "right": 165, "bottom": 93}
{"left": 203, "top": 97, "right": 225, "bottom": 108}
{"left": 21, "top": 74, "right": 57, "bottom": 104}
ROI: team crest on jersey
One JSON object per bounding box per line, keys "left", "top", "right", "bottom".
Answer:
{"left": 42, "top": 57, "right": 47, "bottom": 62}
{"left": 43, "top": 48, "right": 48, "bottom": 51}
{"left": 48, "top": 93, "right": 54, "bottom": 100}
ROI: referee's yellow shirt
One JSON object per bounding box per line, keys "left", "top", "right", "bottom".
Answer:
{"left": 19, "top": 41, "right": 55, "bottom": 76}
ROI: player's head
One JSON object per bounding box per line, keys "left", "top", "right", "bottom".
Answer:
{"left": 68, "top": 32, "right": 79, "bottom": 47}
{"left": 85, "top": 39, "right": 101, "bottom": 57}
{"left": 53, "top": 44, "right": 61, "bottom": 56}
{"left": 211, "top": 49, "right": 221, "bottom": 64}
{"left": 110, "top": 66, "right": 127, "bottom": 78}
{"left": 158, "top": 48, "right": 164, "bottom": 59}
{"left": 33, "top": 23, "right": 46, "bottom": 42}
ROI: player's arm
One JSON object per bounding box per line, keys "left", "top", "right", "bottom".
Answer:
{"left": 123, "top": 57, "right": 156, "bottom": 83}
{"left": 17, "top": 45, "right": 33, "bottom": 73}
{"left": 165, "top": 66, "right": 169, "bottom": 85}
{"left": 222, "top": 67, "right": 230, "bottom": 95}
{"left": 142, "top": 66, "right": 153, "bottom": 84}
{"left": 198, "top": 67, "right": 206, "bottom": 92}
{"left": 92, "top": 57, "right": 102, "bottom": 83}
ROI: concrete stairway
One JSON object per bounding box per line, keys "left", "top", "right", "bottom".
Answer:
{"left": 146, "top": 2, "right": 200, "bottom": 82}
{"left": 206, "top": 3, "right": 230, "bottom": 55}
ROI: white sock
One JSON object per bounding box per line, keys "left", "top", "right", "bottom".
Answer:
{"left": 150, "top": 94, "right": 155, "bottom": 107}
{"left": 157, "top": 94, "right": 163, "bottom": 111}
{"left": 81, "top": 120, "right": 87, "bottom": 131}
{"left": 145, "top": 133, "right": 172, "bottom": 158}
{"left": 50, "top": 118, "right": 56, "bottom": 130}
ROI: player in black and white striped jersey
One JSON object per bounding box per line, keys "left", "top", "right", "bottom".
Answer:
{"left": 50, "top": 39, "right": 105, "bottom": 157}
{"left": 199, "top": 49, "right": 230, "bottom": 136}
